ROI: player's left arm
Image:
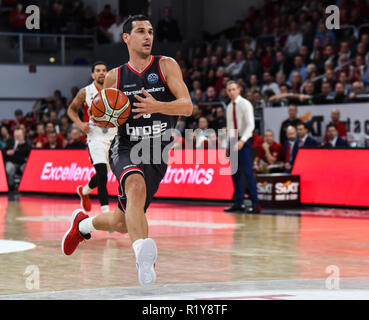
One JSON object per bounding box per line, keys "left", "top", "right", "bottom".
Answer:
{"left": 132, "top": 57, "right": 193, "bottom": 119}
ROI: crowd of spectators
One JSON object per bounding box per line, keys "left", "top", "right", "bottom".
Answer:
{"left": 2, "top": 0, "right": 369, "bottom": 187}
{"left": 4, "top": 1, "right": 181, "bottom": 45}
{"left": 0, "top": 90, "right": 87, "bottom": 189}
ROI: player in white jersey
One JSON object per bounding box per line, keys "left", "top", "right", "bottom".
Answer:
{"left": 67, "top": 61, "right": 117, "bottom": 213}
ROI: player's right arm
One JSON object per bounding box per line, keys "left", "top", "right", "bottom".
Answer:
{"left": 103, "top": 68, "right": 118, "bottom": 89}
{"left": 67, "top": 88, "right": 90, "bottom": 135}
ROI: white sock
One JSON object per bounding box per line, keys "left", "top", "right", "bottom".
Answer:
{"left": 82, "top": 184, "right": 92, "bottom": 195}
{"left": 78, "top": 217, "right": 97, "bottom": 235}
{"left": 101, "top": 205, "right": 110, "bottom": 213}
{"left": 132, "top": 238, "right": 145, "bottom": 258}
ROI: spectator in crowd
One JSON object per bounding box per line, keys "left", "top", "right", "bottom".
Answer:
{"left": 324, "top": 109, "right": 348, "bottom": 142}
{"left": 8, "top": 3, "right": 27, "bottom": 32}
{"left": 290, "top": 122, "right": 318, "bottom": 166}
{"left": 323, "top": 123, "right": 349, "bottom": 148}
{"left": 172, "top": 129, "right": 186, "bottom": 149}
{"left": 191, "top": 88, "right": 204, "bottom": 105}
{"left": 0, "top": 126, "right": 14, "bottom": 151}
{"left": 338, "top": 41, "right": 352, "bottom": 61}
{"left": 50, "top": 110, "right": 61, "bottom": 133}
{"left": 313, "top": 81, "right": 334, "bottom": 104}
{"left": 157, "top": 7, "right": 182, "bottom": 42}
{"left": 5, "top": 109, "right": 26, "bottom": 135}
{"left": 212, "top": 106, "right": 227, "bottom": 130}
{"left": 337, "top": 71, "right": 353, "bottom": 95}
{"left": 226, "top": 50, "right": 246, "bottom": 79}
{"left": 299, "top": 45, "right": 310, "bottom": 65}
{"left": 283, "top": 21, "right": 303, "bottom": 57}
{"left": 4, "top": 128, "right": 31, "bottom": 190}
{"left": 349, "top": 81, "right": 369, "bottom": 102}
{"left": 302, "top": 20, "right": 315, "bottom": 51}
{"left": 248, "top": 74, "right": 261, "bottom": 92}
{"left": 315, "top": 22, "right": 336, "bottom": 47}
{"left": 45, "top": 122, "right": 67, "bottom": 148}
{"left": 289, "top": 71, "right": 303, "bottom": 93}
{"left": 24, "top": 112, "right": 37, "bottom": 134}
{"left": 59, "top": 114, "right": 72, "bottom": 138}
{"left": 253, "top": 129, "right": 284, "bottom": 173}
{"left": 193, "top": 117, "right": 216, "bottom": 149}
{"left": 260, "top": 45, "right": 275, "bottom": 72}
{"left": 107, "top": 15, "right": 124, "bottom": 43}
{"left": 97, "top": 4, "right": 115, "bottom": 31}
{"left": 49, "top": 1, "right": 68, "bottom": 34}
{"left": 288, "top": 55, "right": 308, "bottom": 83}
{"left": 271, "top": 51, "right": 292, "bottom": 77}
{"left": 189, "top": 80, "right": 201, "bottom": 99}
{"left": 65, "top": 127, "right": 86, "bottom": 149}
{"left": 333, "top": 82, "right": 350, "bottom": 104}
{"left": 349, "top": 55, "right": 366, "bottom": 83}
{"left": 284, "top": 125, "right": 297, "bottom": 173}
{"left": 33, "top": 123, "right": 48, "bottom": 148}
{"left": 44, "top": 130, "right": 64, "bottom": 149}
{"left": 185, "top": 105, "right": 202, "bottom": 130}
{"left": 323, "top": 44, "right": 337, "bottom": 65}
{"left": 279, "top": 105, "right": 300, "bottom": 145}
{"left": 242, "top": 49, "right": 259, "bottom": 82}
{"left": 261, "top": 71, "right": 280, "bottom": 96}
{"left": 81, "top": 6, "right": 96, "bottom": 35}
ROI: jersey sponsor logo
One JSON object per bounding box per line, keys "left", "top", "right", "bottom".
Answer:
{"left": 124, "top": 84, "right": 136, "bottom": 88}
{"left": 123, "top": 86, "right": 165, "bottom": 96}
{"left": 126, "top": 122, "right": 168, "bottom": 136}
{"left": 147, "top": 73, "right": 159, "bottom": 84}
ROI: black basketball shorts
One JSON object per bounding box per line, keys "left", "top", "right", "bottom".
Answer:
{"left": 109, "top": 146, "right": 167, "bottom": 213}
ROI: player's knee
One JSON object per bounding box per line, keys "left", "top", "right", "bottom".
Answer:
{"left": 125, "top": 174, "right": 146, "bottom": 201}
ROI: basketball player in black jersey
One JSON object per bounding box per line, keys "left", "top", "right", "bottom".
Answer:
{"left": 61, "top": 15, "right": 193, "bottom": 286}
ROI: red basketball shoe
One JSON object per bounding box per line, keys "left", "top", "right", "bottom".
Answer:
{"left": 61, "top": 209, "right": 91, "bottom": 256}
{"left": 77, "top": 185, "right": 91, "bottom": 212}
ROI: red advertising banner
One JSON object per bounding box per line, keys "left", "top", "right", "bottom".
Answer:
{"left": 18, "top": 149, "right": 234, "bottom": 200}
{"left": 292, "top": 148, "right": 369, "bottom": 207}
{"left": 0, "top": 153, "right": 8, "bottom": 192}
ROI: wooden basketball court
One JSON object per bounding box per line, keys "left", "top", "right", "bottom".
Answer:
{"left": 1, "top": 194, "right": 369, "bottom": 300}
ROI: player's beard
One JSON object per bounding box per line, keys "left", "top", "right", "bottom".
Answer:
{"left": 96, "top": 78, "right": 105, "bottom": 85}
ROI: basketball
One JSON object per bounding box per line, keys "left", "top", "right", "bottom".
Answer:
{"left": 90, "top": 88, "right": 130, "bottom": 128}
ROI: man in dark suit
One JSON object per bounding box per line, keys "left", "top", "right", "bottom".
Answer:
{"left": 279, "top": 104, "right": 300, "bottom": 146}
{"left": 290, "top": 122, "right": 318, "bottom": 167}
{"left": 284, "top": 125, "right": 297, "bottom": 173}
{"left": 323, "top": 123, "right": 349, "bottom": 148}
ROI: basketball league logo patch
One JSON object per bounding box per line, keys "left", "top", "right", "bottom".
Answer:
{"left": 147, "top": 73, "right": 159, "bottom": 84}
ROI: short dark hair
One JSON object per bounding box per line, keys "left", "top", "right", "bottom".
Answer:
{"left": 297, "top": 121, "right": 309, "bottom": 130}
{"left": 91, "top": 61, "right": 107, "bottom": 73}
{"left": 122, "top": 14, "right": 150, "bottom": 34}
{"left": 326, "top": 122, "right": 337, "bottom": 130}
